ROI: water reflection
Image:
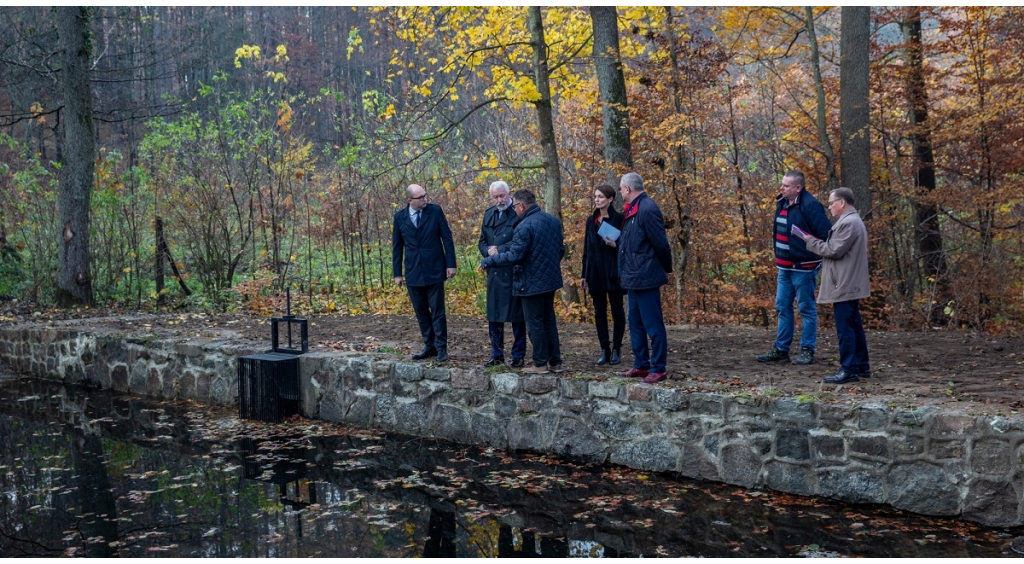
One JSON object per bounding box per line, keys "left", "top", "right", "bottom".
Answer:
{"left": 0, "top": 378, "right": 1020, "bottom": 557}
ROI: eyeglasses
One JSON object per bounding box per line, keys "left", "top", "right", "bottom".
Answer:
{"left": 409, "top": 194, "right": 427, "bottom": 200}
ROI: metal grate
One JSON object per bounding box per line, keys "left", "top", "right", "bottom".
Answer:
{"left": 237, "top": 352, "right": 300, "bottom": 423}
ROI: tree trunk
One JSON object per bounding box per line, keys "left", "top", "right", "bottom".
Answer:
{"left": 903, "top": 8, "right": 949, "bottom": 326}
{"left": 839, "top": 6, "right": 871, "bottom": 215}
{"left": 663, "top": 7, "right": 691, "bottom": 319}
{"left": 589, "top": 6, "right": 633, "bottom": 178}
{"left": 804, "top": 7, "right": 839, "bottom": 192}
{"left": 56, "top": 6, "right": 95, "bottom": 306}
{"left": 527, "top": 6, "right": 562, "bottom": 221}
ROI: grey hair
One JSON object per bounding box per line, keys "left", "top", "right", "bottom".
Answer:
{"left": 620, "top": 172, "right": 644, "bottom": 192}
{"left": 489, "top": 180, "right": 510, "bottom": 195}
{"left": 831, "top": 187, "right": 855, "bottom": 206}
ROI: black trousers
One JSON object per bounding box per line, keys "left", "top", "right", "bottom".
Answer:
{"left": 591, "top": 286, "right": 625, "bottom": 352}
{"left": 408, "top": 282, "right": 447, "bottom": 349}
{"left": 521, "top": 290, "right": 561, "bottom": 366}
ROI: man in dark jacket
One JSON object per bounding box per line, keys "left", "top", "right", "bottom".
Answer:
{"left": 617, "top": 172, "right": 673, "bottom": 383}
{"left": 392, "top": 184, "right": 457, "bottom": 362}
{"left": 480, "top": 190, "right": 565, "bottom": 374}
{"left": 755, "top": 170, "right": 833, "bottom": 366}
{"left": 478, "top": 180, "right": 526, "bottom": 368}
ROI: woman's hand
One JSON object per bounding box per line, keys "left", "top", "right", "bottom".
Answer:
{"left": 603, "top": 236, "right": 617, "bottom": 248}
{"left": 580, "top": 278, "right": 588, "bottom": 292}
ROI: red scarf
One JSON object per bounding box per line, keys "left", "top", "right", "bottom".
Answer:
{"left": 623, "top": 199, "right": 639, "bottom": 220}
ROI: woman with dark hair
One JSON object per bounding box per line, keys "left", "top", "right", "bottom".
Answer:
{"left": 580, "top": 183, "right": 625, "bottom": 365}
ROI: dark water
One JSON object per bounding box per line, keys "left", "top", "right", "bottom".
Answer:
{"left": 0, "top": 378, "right": 1020, "bottom": 558}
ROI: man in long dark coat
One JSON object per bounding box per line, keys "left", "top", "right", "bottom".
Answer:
{"left": 478, "top": 181, "right": 526, "bottom": 367}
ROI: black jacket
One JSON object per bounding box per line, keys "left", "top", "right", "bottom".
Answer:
{"left": 773, "top": 189, "right": 832, "bottom": 268}
{"left": 478, "top": 205, "right": 523, "bottom": 322}
{"left": 481, "top": 204, "right": 564, "bottom": 296}
{"left": 581, "top": 207, "right": 624, "bottom": 292}
{"left": 392, "top": 203, "right": 457, "bottom": 287}
{"left": 618, "top": 192, "right": 673, "bottom": 290}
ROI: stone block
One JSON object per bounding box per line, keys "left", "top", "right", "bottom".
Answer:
{"left": 432, "top": 404, "right": 471, "bottom": 444}
{"left": 849, "top": 435, "right": 889, "bottom": 459}
{"left": 970, "top": 439, "right": 1011, "bottom": 476}
{"left": 422, "top": 367, "right": 451, "bottom": 382}
{"left": 809, "top": 432, "right": 845, "bottom": 461}
{"left": 703, "top": 432, "right": 720, "bottom": 457}
{"left": 210, "top": 376, "right": 231, "bottom": 405}
{"left": 893, "top": 405, "right": 938, "bottom": 430}
{"left": 552, "top": 417, "right": 607, "bottom": 462}
{"left": 471, "top": 413, "right": 507, "bottom": 448}
{"left": 887, "top": 462, "right": 960, "bottom": 516}
{"left": 395, "top": 363, "right": 423, "bottom": 382}
{"left": 743, "top": 416, "right": 773, "bottom": 434}
{"left": 319, "top": 390, "right": 348, "bottom": 422}
{"left": 690, "top": 394, "right": 723, "bottom": 418}
{"left": 508, "top": 417, "right": 551, "bottom": 452}
{"left": 725, "top": 398, "right": 768, "bottom": 422}
{"left": 610, "top": 438, "right": 679, "bottom": 472}
{"left": 818, "top": 469, "right": 885, "bottom": 504}
{"left": 763, "top": 461, "right": 814, "bottom": 496}
{"left": 626, "top": 384, "right": 653, "bottom": 403}
{"left": 452, "top": 368, "right": 490, "bottom": 391}
{"left": 491, "top": 372, "right": 520, "bottom": 395}
{"left": 856, "top": 405, "right": 889, "bottom": 431}
{"left": 523, "top": 375, "right": 557, "bottom": 395}
{"left": 772, "top": 397, "right": 814, "bottom": 421}
{"left": 673, "top": 417, "right": 705, "bottom": 442}
{"left": 374, "top": 393, "right": 395, "bottom": 427}
{"left": 720, "top": 443, "right": 763, "bottom": 488}
{"left": 588, "top": 381, "right": 621, "bottom": 400}
{"left": 111, "top": 364, "right": 128, "bottom": 390}
{"left": 891, "top": 434, "right": 925, "bottom": 457}
{"left": 963, "top": 480, "right": 1022, "bottom": 527}
{"left": 654, "top": 387, "right": 688, "bottom": 411}
{"left": 776, "top": 427, "right": 810, "bottom": 460}
{"left": 558, "top": 378, "right": 588, "bottom": 400}
{"left": 753, "top": 437, "right": 772, "bottom": 456}
{"left": 591, "top": 412, "right": 640, "bottom": 441}
{"left": 679, "top": 443, "right": 719, "bottom": 480}
{"left": 345, "top": 396, "right": 375, "bottom": 426}
{"left": 929, "top": 439, "right": 965, "bottom": 459}
{"left": 394, "top": 400, "right": 428, "bottom": 434}
{"left": 494, "top": 395, "right": 517, "bottom": 419}
{"left": 931, "top": 414, "right": 976, "bottom": 436}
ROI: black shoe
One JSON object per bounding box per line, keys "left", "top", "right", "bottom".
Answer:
{"left": 436, "top": 348, "right": 449, "bottom": 362}
{"left": 756, "top": 347, "right": 790, "bottom": 362}
{"left": 823, "top": 369, "right": 860, "bottom": 384}
{"left": 791, "top": 347, "right": 815, "bottom": 365}
{"left": 485, "top": 356, "right": 505, "bottom": 367}
{"left": 412, "top": 347, "right": 438, "bottom": 360}
{"left": 610, "top": 349, "right": 621, "bottom": 365}
{"left": 510, "top": 358, "right": 525, "bottom": 368}
{"left": 597, "top": 349, "right": 610, "bottom": 365}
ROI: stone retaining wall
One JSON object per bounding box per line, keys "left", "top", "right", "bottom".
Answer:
{"left": 1, "top": 325, "right": 1021, "bottom": 527}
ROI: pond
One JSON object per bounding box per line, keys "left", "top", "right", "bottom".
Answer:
{"left": 0, "top": 378, "right": 1020, "bottom": 557}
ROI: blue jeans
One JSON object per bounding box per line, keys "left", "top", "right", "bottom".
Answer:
{"left": 833, "top": 300, "right": 870, "bottom": 374}
{"left": 774, "top": 268, "right": 818, "bottom": 353}
{"left": 627, "top": 287, "right": 668, "bottom": 373}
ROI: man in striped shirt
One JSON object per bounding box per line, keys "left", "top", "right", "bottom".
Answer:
{"left": 756, "top": 170, "right": 833, "bottom": 365}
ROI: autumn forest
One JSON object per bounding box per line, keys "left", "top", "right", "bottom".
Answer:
{"left": 1, "top": 6, "right": 1022, "bottom": 331}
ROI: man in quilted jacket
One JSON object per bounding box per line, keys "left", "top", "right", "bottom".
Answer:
{"left": 480, "top": 190, "right": 565, "bottom": 374}
{"left": 617, "top": 172, "right": 674, "bottom": 383}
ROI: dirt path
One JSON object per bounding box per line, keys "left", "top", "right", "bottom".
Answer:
{"left": 18, "top": 311, "right": 1022, "bottom": 417}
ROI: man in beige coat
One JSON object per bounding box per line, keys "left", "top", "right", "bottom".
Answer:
{"left": 792, "top": 187, "right": 870, "bottom": 384}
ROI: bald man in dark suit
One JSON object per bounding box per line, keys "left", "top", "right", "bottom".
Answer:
{"left": 393, "top": 184, "right": 457, "bottom": 362}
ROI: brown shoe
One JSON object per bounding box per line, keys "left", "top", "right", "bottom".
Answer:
{"left": 522, "top": 365, "right": 550, "bottom": 374}
{"left": 620, "top": 368, "right": 649, "bottom": 378}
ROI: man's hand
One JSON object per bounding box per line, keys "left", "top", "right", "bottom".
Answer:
{"left": 446, "top": 268, "right": 457, "bottom": 279}
{"left": 487, "top": 246, "right": 498, "bottom": 256}
{"left": 394, "top": 276, "right": 404, "bottom": 287}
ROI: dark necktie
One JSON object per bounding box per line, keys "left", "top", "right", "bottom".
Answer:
{"left": 496, "top": 209, "right": 502, "bottom": 221}
{"left": 412, "top": 210, "right": 420, "bottom": 227}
